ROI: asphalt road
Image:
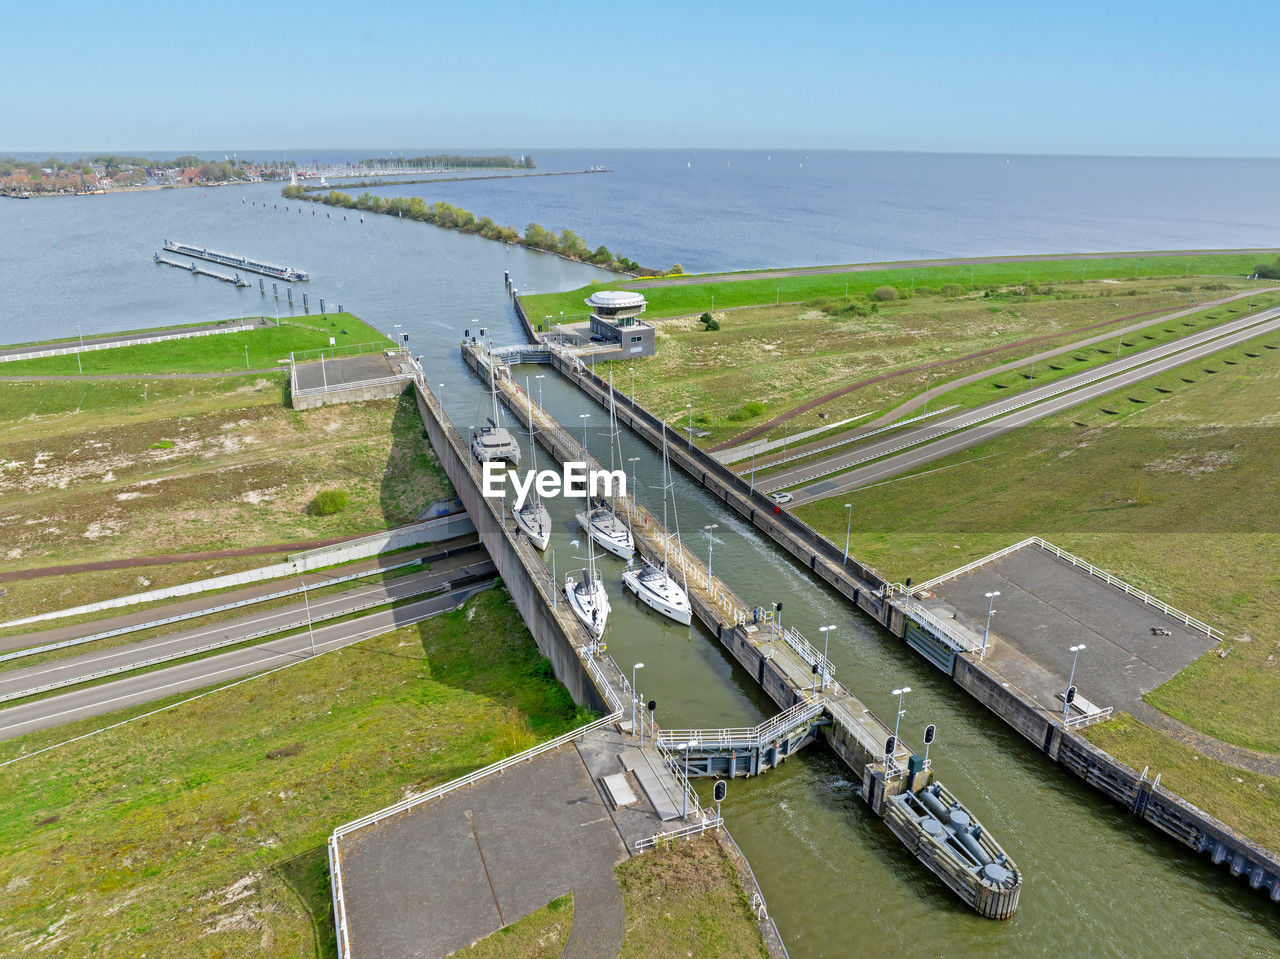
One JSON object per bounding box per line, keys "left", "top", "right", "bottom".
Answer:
{"left": 0, "top": 561, "right": 495, "bottom": 702}
{"left": 779, "top": 308, "right": 1280, "bottom": 504}
{"left": 0, "top": 580, "right": 493, "bottom": 742}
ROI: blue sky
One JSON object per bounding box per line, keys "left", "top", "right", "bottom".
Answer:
{"left": 6, "top": 0, "right": 1277, "bottom": 156}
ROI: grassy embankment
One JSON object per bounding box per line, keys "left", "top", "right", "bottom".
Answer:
{"left": 452, "top": 835, "right": 767, "bottom": 959}
{"left": 792, "top": 331, "right": 1280, "bottom": 845}
{"left": 0, "top": 322, "right": 450, "bottom": 625}
{"left": 584, "top": 272, "right": 1269, "bottom": 447}
{"left": 0, "top": 312, "right": 384, "bottom": 375}
{"left": 520, "top": 251, "right": 1272, "bottom": 323}
{"left": 0, "top": 589, "right": 588, "bottom": 957}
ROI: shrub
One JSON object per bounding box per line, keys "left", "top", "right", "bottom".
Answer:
{"left": 309, "top": 489, "right": 349, "bottom": 516}
{"left": 727, "top": 401, "right": 767, "bottom": 422}
{"left": 872, "top": 286, "right": 899, "bottom": 302}
{"left": 669, "top": 263, "right": 684, "bottom": 275}
{"left": 699, "top": 312, "right": 720, "bottom": 331}
{"left": 941, "top": 283, "right": 962, "bottom": 297}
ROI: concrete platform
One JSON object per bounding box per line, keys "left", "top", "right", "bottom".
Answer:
{"left": 293, "top": 352, "right": 399, "bottom": 391}
{"left": 335, "top": 728, "right": 684, "bottom": 959}
{"left": 919, "top": 542, "right": 1217, "bottom": 717}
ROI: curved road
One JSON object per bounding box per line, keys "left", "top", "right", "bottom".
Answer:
{"left": 0, "top": 580, "right": 493, "bottom": 741}
{"left": 776, "top": 308, "right": 1280, "bottom": 505}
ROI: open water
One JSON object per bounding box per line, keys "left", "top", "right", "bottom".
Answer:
{"left": 2, "top": 150, "right": 1278, "bottom": 957}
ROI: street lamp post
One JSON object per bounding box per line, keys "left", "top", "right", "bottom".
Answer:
{"left": 299, "top": 575, "right": 317, "bottom": 657}
{"left": 818, "top": 625, "right": 836, "bottom": 692}
{"left": 890, "top": 686, "right": 911, "bottom": 772}
{"left": 682, "top": 741, "right": 699, "bottom": 819}
{"left": 1064, "top": 644, "right": 1086, "bottom": 725}
{"left": 687, "top": 404, "right": 694, "bottom": 449}
{"left": 437, "top": 383, "right": 444, "bottom": 412}
{"left": 981, "top": 591, "right": 1001, "bottom": 658}
{"left": 579, "top": 413, "right": 591, "bottom": 453}
{"left": 632, "top": 662, "right": 645, "bottom": 739}
{"left": 702, "top": 524, "right": 719, "bottom": 587}
{"left": 630, "top": 367, "right": 636, "bottom": 404}
{"left": 534, "top": 373, "right": 545, "bottom": 410}
{"left": 76, "top": 324, "right": 84, "bottom": 375}
{"left": 749, "top": 452, "right": 757, "bottom": 494}
{"left": 843, "top": 503, "right": 853, "bottom": 564}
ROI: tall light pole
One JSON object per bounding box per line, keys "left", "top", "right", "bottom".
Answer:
{"left": 632, "top": 662, "right": 645, "bottom": 739}
{"left": 981, "top": 591, "right": 1001, "bottom": 658}
{"left": 1064, "top": 644, "right": 1086, "bottom": 724}
{"left": 682, "top": 740, "right": 699, "bottom": 819}
{"left": 818, "top": 625, "right": 836, "bottom": 692}
{"left": 630, "top": 367, "right": 636, "bottom": 404}
{"left": 534, "top": 373, "right": 545, "bottom": 410}
{"left": 579, "top": 413, "right": 591, "bottom": 454}
{"left": 843, "top": 503, "right": 853, "bottom": 564}
{"left": 702, "top": 524, "right": 719, "bottom": 587}
{"left": 687, "top": 403, "right": 694, "bottom": 449}
{"left": 749, "top": 452, "right": 757, "bottom": 494}
{"left": 299, "top": 575, "right": 317, "bottom": 657}
{"left": 891, "top": 687, "right": 911, "bottom": 770}
{"left": 76, "top": 323, "right": 84, "bottom": 375}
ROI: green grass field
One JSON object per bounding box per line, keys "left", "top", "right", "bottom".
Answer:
{"left": 596, "top": 277, "right": 1265, "bottom": 447}
{"left": 793, "top": 332, "right": 1280, "bottom": 747}
{"left": 521, "top": 251, "right": 1272, "bottom": 323}
{"left": 0, "top": 588, "right": 587, "bottom": 957}
{"left": 0, "top": 313, "right": 389, "bottom": 375}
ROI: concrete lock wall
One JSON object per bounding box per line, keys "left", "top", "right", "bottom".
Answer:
{"left": 413, "top": 385, "right": 611, "bottom": 715}
{"left": 291, "top": 378, "right": 408, "bottom": 410}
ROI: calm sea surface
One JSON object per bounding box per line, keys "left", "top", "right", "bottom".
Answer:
{"left": 2, "top": 150, "right": 1278, "bottom": 956}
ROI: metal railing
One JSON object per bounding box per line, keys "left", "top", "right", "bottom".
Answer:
{"left": 0, "top": 323, "right": 252, "bottom": 363}
{"left": 657, "top": 698, "right": 826, "bottom": 752}
{"left": 331, "top": 710, "right": 623, "bottom": 841}
{"left": 291, "top": 371, "right": 410, "bottom": 398}
{"left": 778, "top": 626, "right": 836, "bottom": 685}
{"left": 892, "top": 593, "right": 983, "bottom": 654}
{"left": 912, "top": 536, "right": 1220, "bottom": 640}
{"left": 635, "top": 814, "right": 725, "bottom": 850}
{"left": 289, "top": 340, "right": 394, "bottom": 363}
{"left": 329, "top": 837, "right": 352, "bottom": 959}
{"left": 1031, "top": 538, "right": 1221, "bottom": 639}
{"left": 1065, "top": 706, "right": 1114, "bottom": 729}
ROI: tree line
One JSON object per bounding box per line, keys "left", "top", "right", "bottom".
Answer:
{"left": 283, "top": 185, "right": 659, "bottom": 275}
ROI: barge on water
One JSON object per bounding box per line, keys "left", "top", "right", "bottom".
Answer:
{"left": 162, "top": 239, "right": 309, "bottom": 282}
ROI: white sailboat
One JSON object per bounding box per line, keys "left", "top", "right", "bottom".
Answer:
{"left": 470, "top": 354, "right": 521, "bottom": 466}
{"left": 565, "top": 536, "right": 610, "bottom": 639}
{"left": 576, "top": 372, "right": 635, "bottom": 559}
{"left": 512, "top": 378, "right": 551, "bottom": 550}
{"left": 622, "top": 427, "right": 692, "bottom": 626}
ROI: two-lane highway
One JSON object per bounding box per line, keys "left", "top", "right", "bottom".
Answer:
{"left": 0, "top": 579, "right": 495, "bottom": 741}
{"left": 784, "top": 309, "right": 1280, "bottom": 504}
{"left": 0, "top": 558, "right": 495, "bottom": 703}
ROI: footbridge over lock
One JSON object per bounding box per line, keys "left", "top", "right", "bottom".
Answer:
{"left": 461, "top": 341, "right": 1023, "bottom": 919}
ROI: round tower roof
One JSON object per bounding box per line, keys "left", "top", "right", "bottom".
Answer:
{"left": 585, "top": 290, "right": 646, "bottom": 309}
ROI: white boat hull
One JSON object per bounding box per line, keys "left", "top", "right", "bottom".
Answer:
{"left": 621, "top": 563, "right": 692, "bottom": 626}
{"left": 575, "top": 508, "right": 634, "bottom": 559}
{"left": 513, "top": 503, "right": 551, "bottom": 550}
{"left": 565, "top": 574, "right": 610, "bottom": 638}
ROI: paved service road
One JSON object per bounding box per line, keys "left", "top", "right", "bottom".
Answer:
{"left": 0, "top": 580, "right": 493, "bottom": 741}
{"left": 0, "top": 560, "right": 495, "bottom": 702}
{"left": 781, "top": 309, "right": 1280, "bottom": 504}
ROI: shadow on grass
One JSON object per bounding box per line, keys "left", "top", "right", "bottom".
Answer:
{"left": 379, "top": 386, "right": 454, "bottom": 527}
{"left": 275, "top": 844, "right": 337, "bottom": 959}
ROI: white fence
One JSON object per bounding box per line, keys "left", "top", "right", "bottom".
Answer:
{"left": 0, "top": 514, "right": 474, "bottom": 630}
{"left": 911, "top": 536, "right": 1221, "bottom": 641}
{"left": 0, "top": 323, "right": 252, "bottom": 363}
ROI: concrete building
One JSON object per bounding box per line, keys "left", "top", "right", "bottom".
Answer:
{"left": 586, "top": 290, "right": 655, "bottom": 357}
